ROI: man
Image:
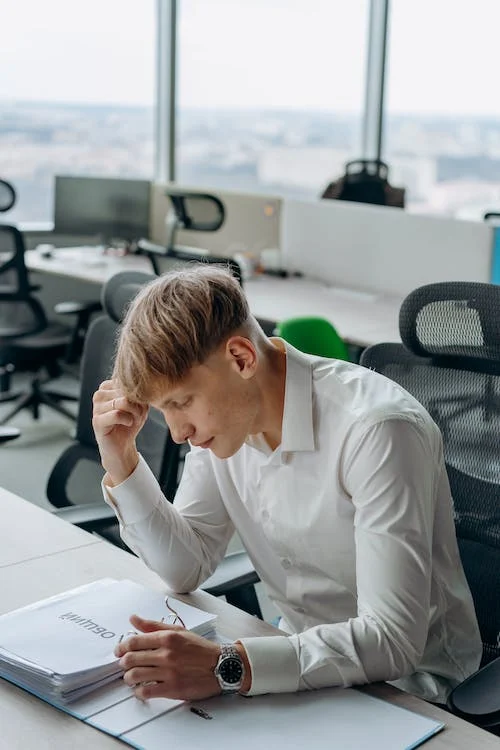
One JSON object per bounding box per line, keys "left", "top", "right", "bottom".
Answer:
{"left": 93, "top": 265, "right": 481, "bottom": 705}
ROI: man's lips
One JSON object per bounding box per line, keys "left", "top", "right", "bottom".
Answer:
{"left": 195, "top": 438, "right": 214, "bottom": 449}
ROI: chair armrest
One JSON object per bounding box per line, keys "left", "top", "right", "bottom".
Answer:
{"left": 52, "top": 502, "right": 117, "bottom": 531}
{"left": 55, "top": 300, "right": 102, "bottom": 316}
{"left": 448, "top": 656, "right": 500, "bottom": 728}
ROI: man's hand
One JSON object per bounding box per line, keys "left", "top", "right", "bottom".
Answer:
{"left": 114, "top": 614, "right": 223, "bottom": 701}
{"left": 92, "top": 379, "right": 149, "bottom": 486}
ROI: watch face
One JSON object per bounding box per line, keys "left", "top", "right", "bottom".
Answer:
{"left": 219, "top": 657, "right": 243, "bottom": 685}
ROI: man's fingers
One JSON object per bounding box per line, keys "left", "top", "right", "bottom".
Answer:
{"left": 93, "top": 391, "right": 147, "bottom": 421}
{"left": 129, "top": 614, "right": 179, "bottom": 632}
{"left": 122, "top": 665, "right": 162, "bottom": 686}
{"left": 109, "top": 397, "right": 146, "bottom": 420}
{"left": 94, "top": 410, "right": 134, "bottom": 431}
{"left": 98, "top": 379, "right": 117, "bottom": 391}
{"left": 120, "top": 649, "right": 167, "bottom": 670}
{"left": 114, "top": 626, "right": 183, "bottom": 657}
{"left": 134, "top": 681, "right": 175, "bottom": 701}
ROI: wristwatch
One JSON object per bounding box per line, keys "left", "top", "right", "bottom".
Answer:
{"left": 214, "top": 644, "right": 245, "bottom": 693}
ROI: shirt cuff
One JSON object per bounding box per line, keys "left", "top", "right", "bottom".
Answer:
{"left": 238, "top": 635, "right": 300, "bottom": 695}
{"left": 102, "top": 454, "right": 160, "bottom": 526}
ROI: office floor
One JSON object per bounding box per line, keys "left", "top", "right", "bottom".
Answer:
{"left": 0, "top": 374, "right": 78, "bottom": 510}
{"left": 0, "top": 374, "right": 278, "bottom": 622}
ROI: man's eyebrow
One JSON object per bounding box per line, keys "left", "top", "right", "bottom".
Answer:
{"left": 158, "top": 397, "right": 174, "bottom": 409}
{"left": 159, "top": 393, "right": 190, "bottom": 409}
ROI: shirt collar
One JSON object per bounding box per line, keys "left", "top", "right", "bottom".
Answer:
{"left": 280, "top": 341, "right": 315, "bottom": 453}
{"left": 245, "top": 340, "right": 315, "bottom": 456}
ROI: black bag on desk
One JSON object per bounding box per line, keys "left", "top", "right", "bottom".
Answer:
{"left": 321, "top": 159, "right": 405, "bottom": 208}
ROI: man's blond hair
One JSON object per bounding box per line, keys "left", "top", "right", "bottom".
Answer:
{"left": 113, "top": 264, "right": 250, "bottom": 402}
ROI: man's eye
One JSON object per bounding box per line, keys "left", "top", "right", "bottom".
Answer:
{"left": 179, "top": 398, "right": 192, "bottom": 408}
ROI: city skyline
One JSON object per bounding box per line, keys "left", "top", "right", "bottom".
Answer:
{"left": 4, "top": 96, "right": 500, "bottom": 120}
{"left": 3, "top": 98, "right": 500, "bottom": 225}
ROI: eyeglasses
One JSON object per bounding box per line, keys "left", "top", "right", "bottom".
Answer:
{"left": 162, "top": 596, "right": 186, "bottom": 629}
{"left": 118, "top": 596, "right": 186, "bottom": 643}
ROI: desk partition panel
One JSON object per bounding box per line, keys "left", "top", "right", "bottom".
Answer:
{"left": 281, "top": 199, "right": 493, "bottom": 297}
{"left": 150, "top": 182, "right": 282, "bottom": 259}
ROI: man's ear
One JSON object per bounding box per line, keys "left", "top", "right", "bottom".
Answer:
{"left": 225, "top": 336, "right": 257, "bottom": 379}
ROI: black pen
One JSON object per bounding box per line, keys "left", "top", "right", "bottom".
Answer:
{"left": 190, "top": 706, "right": 213, "bottom": 720}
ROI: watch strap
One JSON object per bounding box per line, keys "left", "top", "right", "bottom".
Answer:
{"left": 215, "top": 643, "right": 245, "bottom": 693}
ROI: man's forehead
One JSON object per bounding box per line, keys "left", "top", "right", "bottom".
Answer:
{"left": 149, "top": 378, "right": 190, "bottom": 405}
{"left": 148, "top": 364, "right": 207, "bottom": 405}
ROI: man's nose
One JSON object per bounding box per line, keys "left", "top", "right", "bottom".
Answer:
{"left": 169, "top": 419, "right": 194, "bottom": 444}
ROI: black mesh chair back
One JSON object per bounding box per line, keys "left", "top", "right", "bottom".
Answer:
{"left": 360, "top": 281, "right": 500, "bottom": 670}
{"left": 166, "top": 191, "right": 225, "bottom": 233}
{"left": 0, "top": 224, "right": 43, "bottom": 330}
{"left": 0, "top": 224, "right": 51, "bottom": 390}
{"left": 161, "top": 190, "right": 225, "bottom": 259}
{"left": 339, "top": 159, "right": 388, "bottom": 206}
{"left": 0, "top": 180, "right": 16, "bottom": 213}
{"left": 0, "top": 224, "right": 78, "bottom": 423}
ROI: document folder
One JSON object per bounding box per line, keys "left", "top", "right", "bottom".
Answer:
{"left": 0, "top": 579, "right": 444, "bottom": 749}
{"left": 0, "top": 578, "right": 216, "bottom": 703}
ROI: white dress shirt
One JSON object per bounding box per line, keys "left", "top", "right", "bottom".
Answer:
{"left": 104, "top": 343, "right": 482, "bottom": 703}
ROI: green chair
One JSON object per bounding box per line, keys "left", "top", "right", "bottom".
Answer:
{"left": 275, "top": 316, "right": 349, "bottom": 360}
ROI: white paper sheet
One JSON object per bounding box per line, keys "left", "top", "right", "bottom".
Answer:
{"left": 122, "top": 688, "right": 444, "bottom": 750}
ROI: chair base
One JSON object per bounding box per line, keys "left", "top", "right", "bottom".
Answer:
{"left": 0, "top": 379, "right": 77, "bottom": 425}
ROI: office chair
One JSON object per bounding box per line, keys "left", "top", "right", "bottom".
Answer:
{"left": 0, "top": 178, "right": 101, "bottom": 373}
{"left": 398, "top": 281, "right": 500, "bottom": 437}
{"left": 275, "top": 316, "right": 350, "bottom": 361}
{"left": 0, "top": 180, "right": 16, "bottom": 213}
{"left": 53, "top": 298, "right": 103, "bottom": 368}
{"left": 165, "top": 190, "right": 225, "bottom": 252}
{"left": 135, "top": 190, "right": 228, "bottom": 278}
{"left": 0, "top": 224, "right": 79, "bottom": 424}
{"left": 321, "top": 159, "right": 406, "bottom": 208}
{"left": 359, "top": 280, "right": 500, "bottom": 732}
{"left": 49, "top": 270, "right": 262, "bottom": 619}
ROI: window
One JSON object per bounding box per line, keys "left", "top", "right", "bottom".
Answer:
{"left": 177, "top": 0, "right": 369, "bottom": 199}
{"left": 385, "top": 0, "right": 500, "bottom": 220}
{"left": 0, "top": 1, "right": 155, "bottom": 223}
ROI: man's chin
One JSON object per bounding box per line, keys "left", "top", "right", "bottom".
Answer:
{"left": 210, "top": 440, "right": 243, "bottom": 460}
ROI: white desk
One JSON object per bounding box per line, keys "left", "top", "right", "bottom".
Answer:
{"left": 25, "top": 248, "right": 402, "bottom": 348}
{"left": 244, "top": 275, "right": 402, "bottom": 347}
{"left": 2, "top": 487, "right": 499, "bottom": 749}
{"left": 26, "top": 246, "right": 153, "bottom": 285}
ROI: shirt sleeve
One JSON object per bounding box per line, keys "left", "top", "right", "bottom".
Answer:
{"left": 240, "top": 415, "right": 441, "bottom": 695}
{"left": 102, "top": 448, "right": 235, "bottom": 593}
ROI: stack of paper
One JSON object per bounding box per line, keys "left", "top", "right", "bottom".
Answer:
{"left": 0, "top": 578, "right": 217, "bottom": 704}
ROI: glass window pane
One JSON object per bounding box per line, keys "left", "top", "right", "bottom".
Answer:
{"left": 0, "top": 1, "right": 155, "bottom": 223}
{"left": 177, "top": 0, "right": 369, "bottom": 199}
{"left": 385, "top": 0, "right": 500, "bottom": 219}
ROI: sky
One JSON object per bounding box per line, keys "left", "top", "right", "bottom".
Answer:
{"left": 0, "top": 0, "right": 499, "bottom": 117}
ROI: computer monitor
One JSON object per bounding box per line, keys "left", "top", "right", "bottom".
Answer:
{"left": 53, "top": 175, "right": 151, "bottom": 243}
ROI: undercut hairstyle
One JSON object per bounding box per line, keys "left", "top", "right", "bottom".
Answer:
{"left": 113, "top": 264, "right": 251, "bottom": 402}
